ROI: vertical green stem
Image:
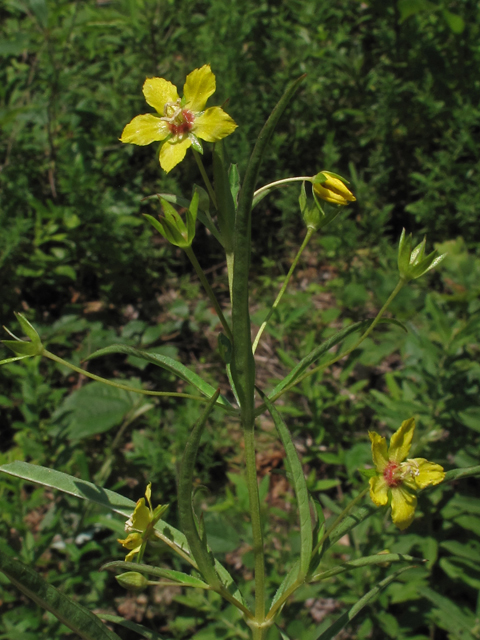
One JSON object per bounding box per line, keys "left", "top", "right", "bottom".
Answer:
{"left": 184, "top": 246, "right": 233, "bottom": 342}
{"left": 193, "top": 149, "right": 217, "bottom": 209}
{"left": 244, "top": 419, "right": 265, "bottom": 621}
{"left": 252, "top": 227, "right": 314, "bottom": 353}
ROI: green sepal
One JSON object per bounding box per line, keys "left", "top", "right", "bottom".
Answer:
{"left": 397, "top": 230, "right": 447, "bottom": 281}
{"left": 2, "top": 313, "right": 43, "bottom": 357}
{"left": 186, "top": 190, "right": 199, "bottom": 242}
{"left": 188, "top": 133, "right": 203, "bottom": 154}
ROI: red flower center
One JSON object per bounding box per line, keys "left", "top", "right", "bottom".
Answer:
{"left": 168, "top": 109, "right": 195, "bottom": 136}
{"left": 383, "top": 461, "right": 402, "bottom": 487}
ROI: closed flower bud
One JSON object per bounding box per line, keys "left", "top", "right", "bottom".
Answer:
{"left": 115, "top": 571, "right": 149, "bottom": 591}
{"left": 313, "top": 172, "right": 356, "bottom": 206}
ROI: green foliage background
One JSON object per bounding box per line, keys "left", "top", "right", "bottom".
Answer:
{"left": 1, "top": 0, "right": 479, "bottom": 638}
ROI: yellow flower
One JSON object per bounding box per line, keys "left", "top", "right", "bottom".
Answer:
{"left": 118, "top": 484, "right": 167, "bottom": 561}
{"left": 313, "top": 172, "right": 356, "bottom": 205}
{"left": 120, "top": 65, "right": 237, "bottom": 173}
{"left": 369, "top": 418, "right": 445, "bottom": 531}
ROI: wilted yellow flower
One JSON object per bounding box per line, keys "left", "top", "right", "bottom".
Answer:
{"left": 118, "top": 484, "right": 167, "bottom": 561}
{"left": 369, "top": 418, "right": 445, "bottom": 530}
{"left": 121, "top": 65, "right": 237, "bottom": 173}
{"left": 313, "top": 172, "right": 356, "bottom": 205}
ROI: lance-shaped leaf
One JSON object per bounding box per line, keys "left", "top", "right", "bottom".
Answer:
{"left": 266, "top": 319, "right": 406, "bottom": 404}
{"left": 261, "top": 391, "right": 312, "bottom": 580}
{"left": 178, "top": 390, "right": 222, "bottom": 588}
{"left": 231, "top": 74, "right": 305, "bottom": 411}
{"left": 0, "top": 461, "right": 191, "bottom": 560}
{"left": 103, "top": 561, "right": 210, "bottom": 589}
{"left": 313, "top": 566, "right": 416, "bottom": 640}
{"left": 0, "top": 461, "right": 245, "bottom": 603}
{"left": 0, "top": 550, "right": 122, "bottom": 640}
{"left": 84, "top": 344, "right": 235, "bottom": 412}
{"left": 311, "top": 552, "right": 421, "bottom": 583}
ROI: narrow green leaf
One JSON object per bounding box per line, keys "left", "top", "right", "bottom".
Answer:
{"left": 0, "top": 354, "right": 30, "bottom": 365}
{"left": 103, "top": 561, "right": 210, "bottom": 589}
{"left": 444, "top": 466, "right": 480, "bottom": 483}
{"left": 327, "top": 504, "right": 377, "bottom": 547}
{"left": 261, "top": 392, "right": 312, "bottom": 580}
{"left": 178, "top": 390, "right": 222, "bottom": 588}
{"left": 84, "top": 344, "right": 234, "bottom": 411}
{"left": 0, "top": 550, "right": 122, "bottom": 640}
{"left": 311, "top": 553, "right": 421, "bottom": 582}
{"left": 99, "top": 615, "right": 166, "bottom": 640}
{"left": 0, "top": 461, "right": 191, "bottom": 558}
{"left": 232, "top": 75, "right": 305, "bottom": 411}
{"left": 268, "top": 319, "right": 406, "bottom": 401}
{"left": 314, "top": 566, "right": 415, "bottom": 640}
{"left": 269, "top": 561, "right": 300, "bottom": 610}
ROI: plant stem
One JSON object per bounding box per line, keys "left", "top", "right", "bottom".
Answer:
{"left": 184, "top": 246, "right": 233, "bottom": 342}
{"left": 42, "top": 350, "right": 207, "bottom": 402}
{"left": 244, "top": 417, "right": 266, "bottom": 622}
{"left": 193, "top": 149, "right": 217, "bottom": 209}
{"left": 253, "top": 176, "right": 313, "bottom": 202}
{"left": 252, "top": 227, "right": 314, "bottom": 353}
{"left": 265, "top": 278, "right": 406, "bottom": 406}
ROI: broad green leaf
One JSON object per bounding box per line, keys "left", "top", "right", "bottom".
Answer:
{"left": 51, "top": 381, "right": 153, "bottom": 440}
{"left": 442, "top": 9, "right": 465, "bottom": 34}
{"left": 99, "top": 615, "right": 166, "bottom": 640}
{"left": 103, "top": 561, "right": 210, "bottom": 589}
{"left": 420, "top": 587, "right": 477, "bottom": 638}
{"left": 268, "top": 319, "right": 406, "bottom": 402}
{"left": 314, "top": 566, "right": 415, "bottom": 640}
{"left": 0, "top": 550, "right": 121, "bottom": 640}
{"left": 311, "top": 553, "right": 421, "bottom": 582}
{"left": 262, "top": 392, "right": 312, "bottom": 580}
{"left": 84, "top": 344, "right": 234, "bottom": 411}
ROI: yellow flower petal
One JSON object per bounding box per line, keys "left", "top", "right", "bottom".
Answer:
{"left": 131, "top": 498, "right": 151, "bottom": 532}
{"left": 410, "top": 458, "right": 445, "bottom": 489}
{"left": 194, "top": 107, "right": 237, "bottom": 143}
{"left": 121, "top": 114, "right": 170, "bottom": 146}
{"left": 391, "top": 485, "right": 417, "bottom": 530}
{"left": 389, "top": 418, "right": 415, "bottom": 464}
{"left": 369, "top": 475, "right": 389, "bottom": 506}
{"left": 183, "top": 65, "right": 216, "bottom": 112}
{"left": 313, "top": 175, "right": 356, "bottom": 205}
{"left": 159, "top": 138, "right": 192, "bottom": 173}
{"left": 118, "top": 532, "right": 143, "bottom": 550}
{"left": 143, "top": 77, "right": 179, "bottom": 114}
{"left": 369, "top": 430, "right": 389, "bottom": 472}
{"left": 124, "top": 547, "right": 141, "bottom": 562}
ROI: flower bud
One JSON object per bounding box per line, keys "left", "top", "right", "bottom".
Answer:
{"left": 144, "top": 191, "right": 198, "bottom": 248}
{"left": 2, "top": 313, "right": 44, "bottom": 360}
{"left": 313, "top": 172, "right": 356, "bottom": 206}
{"left": 398, "top": 229, "right": 447, "bottom": 281}
{"left": 115, "top": 571, "right": 149, "bottom": 591}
